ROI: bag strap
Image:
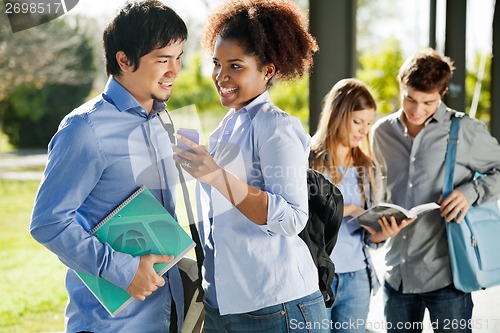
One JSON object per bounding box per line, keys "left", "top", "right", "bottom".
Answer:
{"left": 158, "top": 110, "right": 205, "bottom": 301}
{"left": 443, "top": 115, "right": 461, "bottom": 198}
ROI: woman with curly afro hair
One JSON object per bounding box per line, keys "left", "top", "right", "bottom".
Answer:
{"left": 172, "top": 0, "right": 326, "bottom": 332}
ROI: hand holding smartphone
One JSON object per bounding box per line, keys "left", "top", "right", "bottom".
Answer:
{"left": 176, "top": 128, "right": 200, "bottom": 153}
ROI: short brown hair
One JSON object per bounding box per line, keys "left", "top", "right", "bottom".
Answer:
{"left": 397, "top": 48, "right": 455, "bottom": 95}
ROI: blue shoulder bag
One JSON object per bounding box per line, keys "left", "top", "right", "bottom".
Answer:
{"left": 443, "top": 114, "right": 500, "bottom": 292}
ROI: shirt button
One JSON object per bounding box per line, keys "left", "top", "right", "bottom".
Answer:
{"left": 401, "top": 259, "right": 406, "bottom": 264}
{"left": 411, "top": 157, "right": 416, "bottom": 162}
{"left": 224, "top": 131, "right": 230, "bottom": 135}
{"left": 408, "top": 183, "right": 413, "bottom": 188}
{"left": 402, "top": 235, "right": 407, "bottom": 239}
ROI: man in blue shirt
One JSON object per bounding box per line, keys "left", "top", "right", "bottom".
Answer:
{"left": 30, "top": 1, "right": 187, "bottom": 332}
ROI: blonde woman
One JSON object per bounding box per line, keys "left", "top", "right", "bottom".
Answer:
{"left": 310, "top": 78, "right": 414, "bottom": 333}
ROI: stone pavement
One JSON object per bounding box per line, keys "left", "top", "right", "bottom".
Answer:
{"left": 366, "top": 247, "right": 500, "bottom": 333}
{"left": 0, "top": 150, "right": 47, "bottom": 180}
{"left": 3, "top": 151, "right": 500, "bottom": 332}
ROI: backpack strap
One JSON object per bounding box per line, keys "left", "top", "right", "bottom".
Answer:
{"left": 443, "top": 115, "right": 461, "bottom": 199}
{"left": 158, "top": 110, "right": 205, "bottom": 302}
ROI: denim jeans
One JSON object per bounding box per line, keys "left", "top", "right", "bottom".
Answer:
{"left": 384, "top": 282, "right": 473, "bottom": 333}
{"left": 327, "top": 269, "right": 371, "bottom": 333}
{"left": 203, "top": 290, "right": 328, "bottom": 333}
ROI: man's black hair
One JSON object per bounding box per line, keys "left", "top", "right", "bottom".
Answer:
{"left": 103, "top": 0, "right": 188, "bottom": 76}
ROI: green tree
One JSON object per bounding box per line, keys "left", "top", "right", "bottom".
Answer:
{"left": 2, "top": 83, "right": 92, "bottom": 148}
{"left": 270, "top": 77, "right": 310, "bottom": 126}
{"left": 466, "top": 53, "right": 491, "bottom": 123}
{"left": 357, "top": 38, "right": 404, "bottom": 115}
{"left": 167, "top": 53, "right": 225, "bottom": 115}
{"left": 0, "top": 13, "right": 94, "bottom": 101}
{"left": 0, "top": 17, "right": 95, "bottom": 148}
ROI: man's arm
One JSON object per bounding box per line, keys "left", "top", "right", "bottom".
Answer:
{"left": 30, "top": 115, "right": 139, "bottom": 291}
{"left": 441, "top": 117, "right": 500, "bottom": 222}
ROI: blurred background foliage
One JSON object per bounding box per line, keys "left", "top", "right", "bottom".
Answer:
{"left": 0, "top": 13, "right": 95, "bottom": 148}
{"left": 0, "top": 1, "right": 494, "bottom": 331}
{"left": 167, "top": 53, "right": 226, "bottom": 115}
{"left": 0, "top": 1, "right": 493, "bottom": 149}
{"left": 357, "top": 38, "right": 404, "bottom": 115}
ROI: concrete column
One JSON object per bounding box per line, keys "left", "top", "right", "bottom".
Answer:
{"left": 491, "top": 0, "right": 500, "bottom": 140}
{"left": 308, "top": 0, "right": 356, "bottom": 135}
{"left": 444, "top": 0, "right": 467, "bottom": 112}
{"left": 429, "top": 0, "right": 437, "bottom": 48}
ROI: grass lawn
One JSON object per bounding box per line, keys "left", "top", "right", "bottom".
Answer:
{"left": 0, "top": 111, "right": 215, "bottom": 332}
{"left": 0, "top": 179, "right": 194, "bottom": 333}
{"left": 0, "top": 180, "right": 67, "bottom": 333}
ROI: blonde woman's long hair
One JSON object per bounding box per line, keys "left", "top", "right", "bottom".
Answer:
{"left": 310, "top": 78, "right": 379, "bottom": 206}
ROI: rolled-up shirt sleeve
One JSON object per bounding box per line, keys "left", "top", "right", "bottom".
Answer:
{"left": 255, "top": 112, "right": 310, "bottom": 236}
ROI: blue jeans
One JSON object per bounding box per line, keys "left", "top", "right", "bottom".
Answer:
{"left": 203, "top": 290, "right": 328, "bottom": 333}
{"left": 327, "top": 269, "right": 371, "bottom": 333}
{"left": 384, "top": 282, "right": 473, "bottom": 333}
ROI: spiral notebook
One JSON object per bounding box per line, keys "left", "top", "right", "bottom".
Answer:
{"left": 75, "top": 186, "right": 195, "bottom": 317}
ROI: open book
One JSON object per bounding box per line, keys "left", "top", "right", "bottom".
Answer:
{"left": 349, "top": 202, "right": 440, "bottom": 231}
{"left": 75, "top": 186, "right": 195, "bottom": 317}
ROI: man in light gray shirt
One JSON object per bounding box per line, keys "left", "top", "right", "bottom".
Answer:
{"left": 372, "top": 48, "right": 500, "bottom": 333}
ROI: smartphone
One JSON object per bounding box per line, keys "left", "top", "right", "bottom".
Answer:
{"left": 176, "top": 128, "right": 200, "bottom": 152}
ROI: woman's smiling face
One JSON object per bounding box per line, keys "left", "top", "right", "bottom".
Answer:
{"left": 211, "top": 38, "right": 270, "bottom": 111}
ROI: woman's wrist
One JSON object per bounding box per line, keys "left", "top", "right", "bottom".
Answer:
{"left": 202, "top": 167, "right": 224, "bottom": 187}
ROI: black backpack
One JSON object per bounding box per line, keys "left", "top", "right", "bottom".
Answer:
{"left": 299, "top": 169, "right": 343, "bottom": 307}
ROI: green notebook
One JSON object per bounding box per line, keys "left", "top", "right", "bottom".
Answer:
{"left": 75, "top": 186, "right": 195, "bottom": 317}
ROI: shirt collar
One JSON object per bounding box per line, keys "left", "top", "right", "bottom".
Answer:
{"left": 430, "top": 101, "right": 451, "bottom": 123}
{"left": 102, "top": 77, "right": 165, "bottom": 117}
{"left": 239, "top": 90, "right": 271, "bottom": 120}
